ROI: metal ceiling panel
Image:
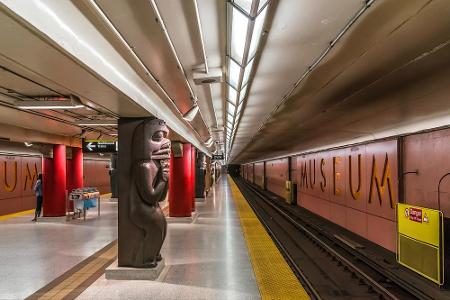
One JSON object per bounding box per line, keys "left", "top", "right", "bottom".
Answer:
{"left": 95, "top": 0, "right": 194, "bottom": 116}
{"left": 153, "top": 0, "right": 225, "bottom": 135}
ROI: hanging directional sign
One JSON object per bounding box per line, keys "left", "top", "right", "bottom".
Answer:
{"left": 212, "top": 154, "right": 224, "bottom": 160}
{"left": 82, "top": 140, "right": 118, "bottom": 153}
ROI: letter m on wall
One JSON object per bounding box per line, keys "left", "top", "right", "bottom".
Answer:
{"left": 369, "top": 153, "right": 395, "bottom": 208}
{"left": 24, "top": 162, "right": 38, "bottom": 190}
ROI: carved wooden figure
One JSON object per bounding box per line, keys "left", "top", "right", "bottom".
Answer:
{"left": 129, "top": 118, "right": 170, "bottom": 268}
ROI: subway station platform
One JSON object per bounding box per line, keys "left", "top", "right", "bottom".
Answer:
{"left": 79, "top": 177, "right": 262, "bottom": 299}
{"left": 0, "top": 177, "right": 308, "bottom": 299}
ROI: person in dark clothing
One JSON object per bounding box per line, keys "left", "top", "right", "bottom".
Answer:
{"left": 32, "top": 174, "right": 43, "bottom": 222}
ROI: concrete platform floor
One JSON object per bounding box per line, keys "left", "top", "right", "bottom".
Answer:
{"left": 78, "top": 177, "right": 260, "bottom": 300}
{"left": 0, "top": 198, "right": 118, "bottom": 299}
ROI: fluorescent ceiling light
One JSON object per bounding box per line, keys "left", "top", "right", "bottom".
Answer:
{"left": 228, "top": 59, "right": 241, "bottom": 89}
{"left": 15, "top": 100, "right": 84, "bottom": 109}
{"left": 227, "top": 113, "right": 234, "bottom": 124}
{"left": 183, "top": 104, "right": 200, "bottom": 121}
{"left": 205, "top": 137, "right": 213, "bottom": 145}
{"left": 239, "top": 85, "right": 248, "bottom": 103}
{"left": 227, "top": 102, "right": 236, "bottom": 115}
{"left": 227, "top": 120, "right": 233, "bottom": 129}
{"left": 242, "top": 59, "right": 254, "bottom": 87}
{"left": 228, "top": 85, "right": 238, "bottom": 105}
{"left": 237, "top": 101, "right": 244, "bottom": 116}
{"left": 230, "top": 6, "right": 249, "bottom": 65}
{"left": 75, "top": 119, "right": 117, "bottom": 126}
{"left": 248, "top": 5, "right": 268, "bottom": 60}
{"left": 234, "top": 0, "right": 253, "bottom": 14}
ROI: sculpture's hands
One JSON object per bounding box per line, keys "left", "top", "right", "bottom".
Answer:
{"left": 152, "top": 141, "right": 170, "bottom": 182}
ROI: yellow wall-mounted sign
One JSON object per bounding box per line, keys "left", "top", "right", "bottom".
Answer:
{"left": 397, "top": 203, "right": 444, "bottom": 285}
{"left": 397, "top": 203, "right": 441, "bottom": 246}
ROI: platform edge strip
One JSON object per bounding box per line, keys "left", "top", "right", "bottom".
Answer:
{"left": 228, "top": 176, "right": 310, "bottom": 300}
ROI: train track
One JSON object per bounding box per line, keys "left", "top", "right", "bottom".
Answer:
{"left": 235, "top": 178, "right": 422, "bottom": 300}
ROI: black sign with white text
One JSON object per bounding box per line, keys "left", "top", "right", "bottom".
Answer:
{"left": 212, "top": 154, "right": 224, "bottom": 160}
{"left": 82, "top": 140, "right": 118, "bottom": 153}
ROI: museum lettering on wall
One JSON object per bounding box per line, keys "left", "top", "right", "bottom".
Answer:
{"left": 1, "top": 156, "right": 41, "bottom": 194}
{"left": 298, "top": 140, "right": 398, "bottom": 209}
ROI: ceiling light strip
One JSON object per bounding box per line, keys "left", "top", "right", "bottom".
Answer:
{"left": 227, "top": 0, "right": 269, "bottom": 160}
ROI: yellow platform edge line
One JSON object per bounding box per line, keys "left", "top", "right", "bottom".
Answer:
{"left": 0, "top": 209, "right": 35, "bottom": 221}
{"left": 228, "top": 176, "right": 310, "bottom": 300}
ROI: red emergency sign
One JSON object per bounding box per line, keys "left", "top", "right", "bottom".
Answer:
{"left": 409, "top": 207, "right": 423, "bottom": 223}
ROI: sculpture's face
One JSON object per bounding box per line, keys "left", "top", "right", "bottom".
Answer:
{"left": 145, "top": 119, "right": 170, "bottom": 181}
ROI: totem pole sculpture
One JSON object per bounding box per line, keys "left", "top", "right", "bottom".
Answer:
{"left": 118, "top": 117, "right": 170, "bottom": 268}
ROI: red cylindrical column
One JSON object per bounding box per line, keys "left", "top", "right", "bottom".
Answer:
{"left": 169, "top": 143, "right": 192, "bottom": 217}
{"left": 191, "top": 145, "right": 196, "bottom": 212}
{"left": 43, "top": 145, "right": 67, "bottom": 217}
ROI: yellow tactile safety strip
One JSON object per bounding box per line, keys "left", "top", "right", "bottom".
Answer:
{"left": 0, "top": 209, "right": 35, "bottom": 221}
{"left": 229, "top": 176, "right": 310, "bottom": 300}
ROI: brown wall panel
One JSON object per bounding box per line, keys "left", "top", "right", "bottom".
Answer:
{"left": 83, "top": 159, "right": 111, "bottom": 194}
{"left": 346, "top": 207, "right": 368, "bottom": 239}
{"left": 248, "top": 163, "right": 255, "bottom": 184}
{"left": 346, "top": 146, "right": 367, "bottom": 213}
{"left": 296, "top": 139, "right": 398, "bottom": 251}
{"left": 404, "top": 128, "right": 450, "bottom": 215}
{"left": 0, "top": 155, "right": 42, "bottom": 216}
{"left": 367, "top": 214, "right": 396, "bottom": 251}
{"left": 266, "top": 158, "right": 289, "bottom": 199}
{"left": 329, "top": 201, "right": 347, "bottom": 229}
{"left": 365, "top": 141, "right": 398, "bottom": 221}
{"left": 254, "top": 162, "right": 264, "bottom": 188}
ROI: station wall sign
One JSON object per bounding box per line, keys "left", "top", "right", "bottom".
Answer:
{"left": 212, "top": 154, "right": 224, "bottom": 160}
{"left": 82, "top": 140, "right": 118, "bottom": 153}
{"left": 397, "top": 203, "right": 444, "bottom": 284}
